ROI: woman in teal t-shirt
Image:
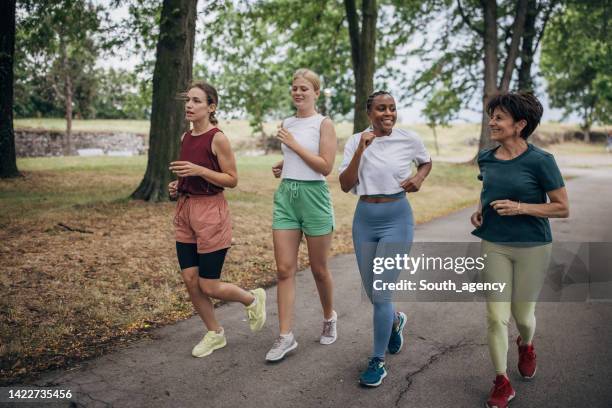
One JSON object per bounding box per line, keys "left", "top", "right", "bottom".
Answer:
{"left": 470, "top": 92, "right": 569, "bottom": 408}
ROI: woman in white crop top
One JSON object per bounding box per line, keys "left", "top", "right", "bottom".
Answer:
{"left": 265, "top": 69, "right": 338, "bottom": 362}
{"left": 339, "top": 91, "right": 432, "bottom": 387}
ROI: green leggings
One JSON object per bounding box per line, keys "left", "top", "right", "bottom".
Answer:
{"left": 481, "top": 240, "right": 552, "bottom": 374}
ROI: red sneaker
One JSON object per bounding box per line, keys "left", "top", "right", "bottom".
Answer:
{"left": 486, "top": 375, "right": 515, "bottom": 408}
{"left": 517, "top": 336, "right": 537, "bottom": 379}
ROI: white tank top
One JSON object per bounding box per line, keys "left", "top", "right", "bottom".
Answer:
{"left": 280, "top": 113, "right": 326, "bottom": 181}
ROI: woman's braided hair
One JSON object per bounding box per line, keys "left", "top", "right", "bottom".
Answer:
{"left": 366, "top": 91, "right": 392, "bottom": 112}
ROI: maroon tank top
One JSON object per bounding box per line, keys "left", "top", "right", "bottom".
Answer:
{"left": 177, "top": 128, "right": 224, "bottom": 195}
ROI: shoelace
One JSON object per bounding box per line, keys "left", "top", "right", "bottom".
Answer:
{"left": 321, "top": 320, "right": 333, "bottom": 337}
{"left": 272, "top": 336, "right": 285, "bottom": 349}
{"left": 368, "top": 358, "right": 382, "bottom": 371}
{"left": 519, "top": 347, "right": 536, "bottom": 362}
{"left": 491, "top": 378, "right": 509, "bottom": 398}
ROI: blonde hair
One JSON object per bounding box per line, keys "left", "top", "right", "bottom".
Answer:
{"left": 292, "top": 68, "right": 321, "bottom": 93}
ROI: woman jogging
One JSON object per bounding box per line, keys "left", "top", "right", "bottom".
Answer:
{"left": 339, "top": 91, "right": 432, "bottom": 387}
{"left": 168, "top": 81, "right": 266, "bottom": 358}
{"left": 265, "top": 68, "right": 338, "bottom": 362}
{"left": 471, "top": 92, "right": 569, "bottom": 408}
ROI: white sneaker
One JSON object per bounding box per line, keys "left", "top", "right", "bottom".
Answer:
{"left": 265, "top": 333, "right": 298, "bottom": 362}
{"left": 320, "top": 310, "right": 338, "bottom": 345}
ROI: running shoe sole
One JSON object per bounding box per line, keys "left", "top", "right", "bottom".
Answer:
{"left": 265, "top": 341, "right": 298, "bottom": 362}
{"left": 520, "top": 367, "right": 536, "bottom": 381}
{"left": 485, "top": 392, "right": 515, "bottom": 408}
{"left": 192, "top": 338, "right": 227, "bottom": 358}
{"left": 359, "top": 370, "right": 387, "bottom": 387}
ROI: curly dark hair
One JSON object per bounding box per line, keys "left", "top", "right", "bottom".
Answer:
{"left": 486, "top": 92, "right": 543, "bottom": 139}
{"left": 366, "top": 91, "right": 393, "bottom": 112}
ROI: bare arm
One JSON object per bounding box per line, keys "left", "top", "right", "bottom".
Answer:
{"left": 277, "top": 118, "right": 337, "bottom": 176}
{"left": 471, "top": 198, "right": 483, "bottom": 227}
{"left": 339, "top": 132, "right": 375, "bottom": 192}
{"left": 490, "top": 186, "right": 569, "bottom": 218}
{"left": 272, "top": 160, "right": 283, "bottom": 178}
{"left": 400, "top": 161, "right": 432, "bottom": 192}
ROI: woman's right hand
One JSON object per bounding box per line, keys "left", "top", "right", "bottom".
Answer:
{"left": 358, "top": 131, "right": 376, "bottom": 152}
{"left": 272, "top": 161, "right": 283, "bottom": 178}
{"left": 470, "top": 210, "right": 483, "bottom": 228}
{"left": 168, "top": 180, "right": 178, "bottom": 198}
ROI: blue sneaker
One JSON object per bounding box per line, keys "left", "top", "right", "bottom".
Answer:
{"left": 359, "top": 357, "right": 387, "bottom": 387}
{"left": 388, "top": 311, "right": 407, "bottom": 354}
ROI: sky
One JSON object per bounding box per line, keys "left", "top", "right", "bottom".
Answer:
{"left": 101, "top": 2, "right": 578, "bottom": 125}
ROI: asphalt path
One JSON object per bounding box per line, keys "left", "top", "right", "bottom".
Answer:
{"left": 12, "top": 165, "right": 612, "bottom": 408}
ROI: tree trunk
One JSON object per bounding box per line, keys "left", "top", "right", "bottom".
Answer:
{"left": 61, "top": 38, "right": 74, "bottom": 156}
{"left": 518, "top": 0, "right": 538, "bottom": 91}
{"left": 582, "top": 106, "right": 592, "bottom": 143}
{"left": 478, "top": 0, "right": 499, "bottom": 152}
{"left": 345, "top": 0, "right": 377, "bottom": 134}
{"left": 432, "top": 125, "right": 440, "bottom": 156}
{"left": 0, "top": 0, "right": 20, "bottom": 178}
{"left": 476, "top": 0, "right": 528, "bottom": 156}
{"left": 132, "top": 0, "right": 197, "bottom": 202}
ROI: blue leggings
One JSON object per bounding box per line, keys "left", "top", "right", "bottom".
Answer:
{"left": 352, "top": 194, "right": 414, "bottom": 359}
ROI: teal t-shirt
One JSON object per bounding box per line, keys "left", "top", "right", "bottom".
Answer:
{"left": 471, "top": 144, "right": 565, "bottom": 244}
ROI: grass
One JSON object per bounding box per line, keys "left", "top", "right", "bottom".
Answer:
{"left": 0, "top": 154, "right": 481, "bottom": 384}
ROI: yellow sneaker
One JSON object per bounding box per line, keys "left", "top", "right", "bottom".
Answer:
{"left": 191, "top": 330, "right": 226, "bottom": 358}
{"left": 246, "top": 288, "right": 267, "bottom": 332}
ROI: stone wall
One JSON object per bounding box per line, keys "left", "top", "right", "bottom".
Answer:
{"left": 15, "top": 129, "right": 147, "bottom": 157}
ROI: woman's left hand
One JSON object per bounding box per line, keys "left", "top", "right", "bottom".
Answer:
{"left": 490, "top": 199, "right": 521, "bottom": 216}
{"left": 169, "top": 161, "right": 204, "bottom": 177}
{"left": 401, "top": 175, "right": 424, "bottom": 193}
{"left": 276, "top": 127, "right": 296, "bottom": 149}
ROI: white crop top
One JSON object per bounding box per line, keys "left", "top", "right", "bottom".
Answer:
{"left": 339, "top": 127, "right": 431, "bottom": 195}
{"left": 281, "top": 113, "right": 326, "bottom": 181}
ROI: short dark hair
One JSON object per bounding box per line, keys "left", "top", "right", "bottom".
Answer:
{"left": 486, "top": 92, "right": 543, "bottom": 139}
{"left": 366, "top": 90, "right": 393, "bottom": 112}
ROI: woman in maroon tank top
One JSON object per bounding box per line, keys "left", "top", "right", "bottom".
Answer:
{"left": 168, "top": 81, "right": 267, "bottom": 358}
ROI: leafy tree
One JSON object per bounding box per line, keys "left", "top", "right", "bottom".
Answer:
{"left": 408, "top": 0, "right": 558, "bottom": 158}
{"left": 199, "top": 1, "right": 355, "bottom": 139}
{"left": 16, "top": 0, "right": 104, "bottom": 154}
{"left": 422, "top": 83, "right": 462, "bottom": 155}
{"left": 131, "top": 0, "right": 197, "bottom": 202}
{"left": 344, "top": 0, "right": 377, "bottom": 133}
{"left": 517, "top": 0, "right": 559, "bottom": 91}
{"left": 540, "top": 1, "right": 611, "bottom": 142}
{"left": 0, "top": 0, "right": 20, "bottom": 178}
{"left": 200, "top": 0, "right": 430, "bottom": 136}
{"left": 92, "top": 68, "right": 152, "bottom": 119}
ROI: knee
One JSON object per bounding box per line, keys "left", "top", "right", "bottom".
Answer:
{"left": 311, "top": 265, "right": 331, "bottom": 283}
{"left": 512, "top": 308, "right": 535, "bottom": 329}
{"left": 487, "top": 309, "right": 511, "bottom": 329}
{"left": 199, "top": 280, "right": 218, "bottom": 297}
{"left": 182, "top": 271, "right": 200, "bottom": 293}
{"left": 277, "top": 263, "right": 296, "bottom": 281}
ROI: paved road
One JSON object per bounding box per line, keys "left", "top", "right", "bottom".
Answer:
{"left": 15, "top": 166, "right": 612, "bottom": 408}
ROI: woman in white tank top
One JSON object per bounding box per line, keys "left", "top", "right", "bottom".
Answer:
{"left": 265, "top": 69, "right": 338, "bottom": 362}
